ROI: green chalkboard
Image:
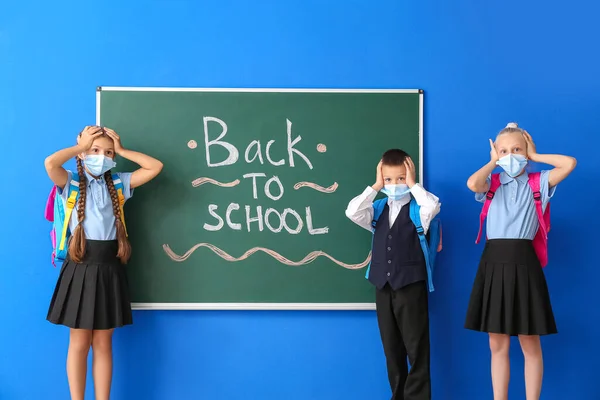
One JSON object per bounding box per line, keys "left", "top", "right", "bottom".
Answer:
{"left": 97, "top": 87, "right": 423, "bottom": 310}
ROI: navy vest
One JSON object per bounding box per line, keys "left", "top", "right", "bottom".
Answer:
{"left": 369, "top": 202, "right": 427, "bottom": 290}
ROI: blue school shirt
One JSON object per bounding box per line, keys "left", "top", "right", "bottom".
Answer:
{"left": 475, "top": 170, "right": 556, "bottom": 240}
{"left": 58, "top": 170, "right": 134, "bottom": 240}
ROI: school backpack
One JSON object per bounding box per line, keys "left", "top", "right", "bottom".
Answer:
{"left": 44, "top": 172, "right": 127, "bottom": 267}
{"left": 475, "top": 172, "right": 550, "bottom": 267}
{"left": 368, "top": 197, "right": 443, "bottom": 292}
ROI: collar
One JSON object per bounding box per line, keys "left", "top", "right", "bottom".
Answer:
{"left": 500, "top": 170, "right": 529, "bottom": 185}
{"left": 387, "top": 194, "right": 412, "bottom": 207}
{"left": 84, "top": 170, "right": 105, "bottom": 185}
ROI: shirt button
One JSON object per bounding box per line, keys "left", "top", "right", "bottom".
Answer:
{"left": 388, "top": 260, "right": 392, "bottom": 264}
{"left": 388, "top": 235, "right": 392, "bottom": 239}
{"left": 387, "top": 247, "right": 391, "bottom": 251}
{"left": 387, "top": 272, "right": 391, "bottom": 277}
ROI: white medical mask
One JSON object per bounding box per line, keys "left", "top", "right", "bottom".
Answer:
{"left": 381, "top": 184, "right": 411, "bottom": 201}
{"left": 84, "top": 155, "right": 116, "bottom": 176}
{"left": 496, "top": 154, "right": 527, "bottom": 177}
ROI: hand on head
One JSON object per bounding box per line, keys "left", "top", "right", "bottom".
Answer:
{"left": 403, "top": 156, "right": 416, "bottom": 187}
{"left": 103, "top": 127, "right": 125, "bottom": 155}
{"left": 77, "top": 126, "right": 104, "bottom": 151}
{"left": 374, "top": 160, "right": 384, "bottom": 190}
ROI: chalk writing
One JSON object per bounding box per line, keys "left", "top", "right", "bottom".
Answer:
{"left": 192, "top": 177, "right": 240, "bottom": 188}
{"left": 293, "top": 181, "right": 338, "bottom": 193}
{"left": 164, "top": 116, "right": 359, "bottom": 268}
{"left": 203, "top": 117, "right": 312, "bottom": 169}
{"left": 163, "top": 243, "right": 371, "bottom": 269}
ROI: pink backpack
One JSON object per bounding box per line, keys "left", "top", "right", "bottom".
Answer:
{"left": 44, "top": 186, "right": 59, "bottom": 266}
{"left": 475, "top": 172, "right": 550, "bottom": 267}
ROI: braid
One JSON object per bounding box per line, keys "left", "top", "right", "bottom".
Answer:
{"left": 105, "top": 171, "right": 132, "bottom": 263}
{"left": 68, "top": 158, "right": 87, "bottom": 262}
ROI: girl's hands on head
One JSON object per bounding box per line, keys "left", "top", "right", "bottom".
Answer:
{"left": 523, "top": 131, "right": 538, "bottom": 161}
{"left": 104, "top": 128, "right": 125, "bottom": 155}
{"left": 466, "top": 139, "right": 500, "bottom": 193}
{"left": 45, "top": 126, "right": 101, "bottom": 188}
{"left": 521, "top": 130, "right": 577, "bottom": 187}
{"left": 77, "top": 126, "right": 103, "bottom": 151}
{"left": 489, "top": 139, "right": 499, "bottom": 163}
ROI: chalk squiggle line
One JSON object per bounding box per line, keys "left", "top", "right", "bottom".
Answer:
{"left": 163, "top": 243, "right": 370, "bottom": 269}
{"left": 293, "top": 181, "right": 338, "bottom": 193}
{"left": 192, "top": 177, "right": 240, "bottom": 188}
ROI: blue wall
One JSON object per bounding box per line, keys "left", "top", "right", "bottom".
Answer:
{"left": 1, "top": 1, "right": 599, "bottom": 399}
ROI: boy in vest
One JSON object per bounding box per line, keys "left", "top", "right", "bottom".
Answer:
{"left": 345, "top": 149, "right": 441, "bottom": 400}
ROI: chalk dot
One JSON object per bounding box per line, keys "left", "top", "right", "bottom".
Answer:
{"left": 317, "top": 144, "right": 327, "bottom": 153}
{"left": 188, "top": 140, "right": 198, "bottom": 149}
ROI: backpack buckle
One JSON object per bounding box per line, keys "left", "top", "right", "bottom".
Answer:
{"left": 486, "top": 191, "right": 495, "bottom": 200}
{"left": 117, "top": 189, "right": 126, "bottom": 206}
{"left": 416, "top": 226, "right": 425, "bottom": 235}
{"left": 66, "top": 196, "right": 77, "bottom": 208}
{"left": 533, "top": 191, "right": 541, "bottom": 201}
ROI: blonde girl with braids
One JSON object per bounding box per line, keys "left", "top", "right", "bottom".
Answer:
{"left": 44, "top": 126, "right": 163, "bottom": 400}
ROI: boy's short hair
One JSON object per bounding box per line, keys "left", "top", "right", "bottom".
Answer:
{"left": 381, "top": 149, "right": 409, "bottom": 166}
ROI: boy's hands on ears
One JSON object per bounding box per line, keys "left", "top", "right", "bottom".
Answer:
{"left": 372, "top": 160, "right": 384, "bottom": 191}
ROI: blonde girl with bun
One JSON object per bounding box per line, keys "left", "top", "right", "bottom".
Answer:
{"left": 464, "top": 122, "right": 576, "bottom": 400}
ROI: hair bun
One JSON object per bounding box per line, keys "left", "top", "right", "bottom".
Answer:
{"left": 506, "top": 122, "right": 519, "bottom": 128}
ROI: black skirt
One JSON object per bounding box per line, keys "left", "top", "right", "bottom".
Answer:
{"left": 47, "top": 240, "right": 133, "bottom": 330}
{"left": 464, "top": 239, "right": 557, "bottom": 336}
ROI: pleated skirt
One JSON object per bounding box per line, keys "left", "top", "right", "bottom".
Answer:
{"left": 47, "top": 240, "right": 133, "bottom": 330}
{"left": 464, "top": 239, "right": 557, "bottom": 336}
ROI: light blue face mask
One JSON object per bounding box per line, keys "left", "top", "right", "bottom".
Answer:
{"left": 84, "top": 155, "right": 116, "bottom": 176}
{"left": 496, "top": 154, "right": 527, "bottom": 177}
{"left": 381, "top": 184, "right": 411, "bottom": 201}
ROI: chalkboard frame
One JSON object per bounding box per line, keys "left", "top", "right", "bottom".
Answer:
{"left": 96, "top": 87, "right": 424, "bottom": 311}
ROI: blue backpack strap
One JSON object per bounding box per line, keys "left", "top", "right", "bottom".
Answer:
{"left": 66, "top": 172, "right": 81, "bottom": 215}
{"left": 57, "top": 172, "right": 81, "bottom": 230}
{"left": 409, "top": 199, "right": 437, "bottom": 292}
{"left": 366, "top": 198, "right": 387, "bottom": 279}
{"left": 111, "top": 173, "right": 124, "bottom": 192}
{"left": 111, "top": 173, "right": 128, "bottom": 236}
{"left": 427, "top": 219, "right": 441, "bottom": 271}
{"left": 66, "top": 172, "right": 81, "bottom": 214}
{"left": 70, "top": 172, "right": 80, "bottom": 191}
{"left": 371, "top": 199, "right": 387, "bottom": 231}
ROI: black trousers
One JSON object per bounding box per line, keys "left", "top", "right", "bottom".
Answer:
{"left": 376, "top": 281, "right": 431, "bottom": 400}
